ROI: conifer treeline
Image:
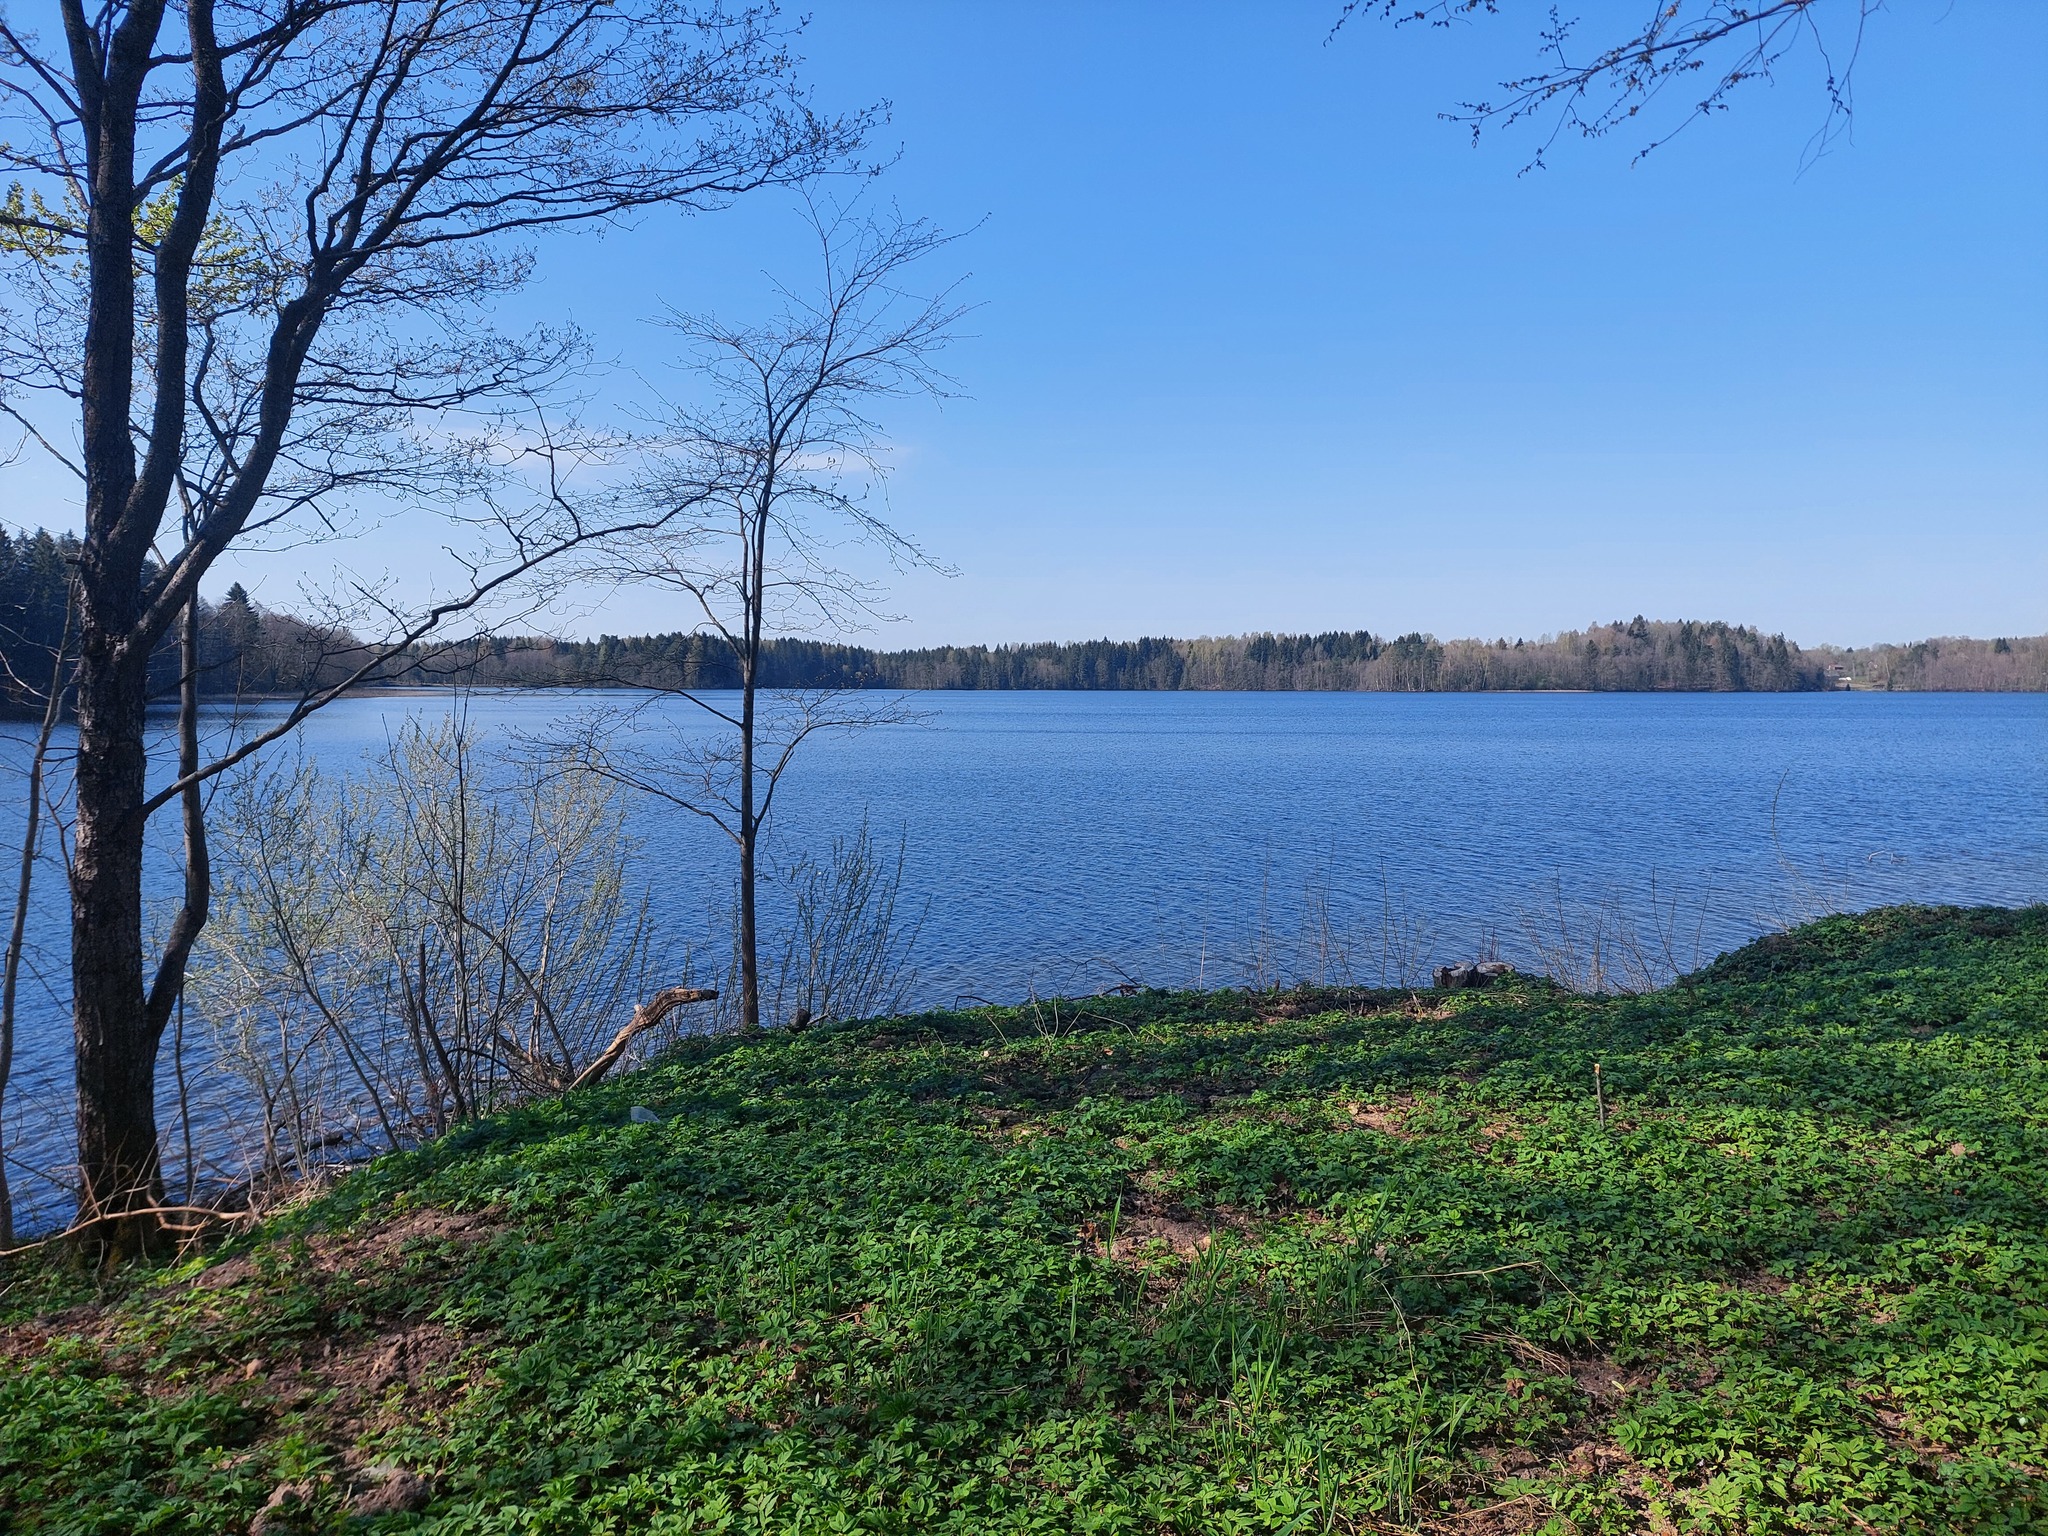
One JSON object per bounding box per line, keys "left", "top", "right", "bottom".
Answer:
{"left": 436, "top": 620, "right": 2048, "bottom": 693}
{"left": 0, "top": 527, "right": 369, "bottom": 714}
{"left": 5, "top": 523, "right": 2042, "bottom": 708}
{"left": 0, "top": 527, "right": 77, "bottom": 705}
{"left": 448, "top": 618, "right": 1831, "bottom": 692}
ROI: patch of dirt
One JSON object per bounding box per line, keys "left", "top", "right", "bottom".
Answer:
{"left": 1569, "top": 1356, "right": 1654, "bottom": 1402}
{"left": 1552, "top": 1434, "right": 1676, "bottom": 1529}
{"left": 1463, "top": 1429, "right": 1674, "bottom": 1534}
{"left": 1733, "top": 1268, "right": 1792, "bottom": 1296}
{"left": 1467, "top": 1364, "right": 1691, "bottom": 1531}
{"left": 1108, "top": 1212, "right": 1216, "bottom": 1260}
{"left": 267, "top": 1319, "right": 476, "bottom": 1447}
{"left": 207, "top": 1310, "right": 490, "bottom": 1477}
{"left": 1432, "top": 1444, "right": 1568, "bottom": 1534}
{"left": 0, "top": 1302, "right": 124, "bottom": 1366}
{"left": 1858, "top": 1390, "right": 1952, "bottom": 1460}
{"left": 196, "top": 1205, "right": 496, "bottom": 1292}
{"left": 1434, "top": 1489, "right": 1551, "bottom": 1534}
{"left": 1563, "top": 1436, "right": 1639, "bottom": 1475}
{"left": 1251, "top": 986, "right": 1398, "bottom": 1022}
{"left": 1339, "top": 1096, "right": 1416, "bottom": 1136}
{"left": 1473, "top": 1333, "right": 1653, "bottom": 1403}
{"left": 2, "top": 1205, "right": 498, "bottom": 1471}
{"left": 0, "top": 1310, "right": 129, "bottom": 1384}
{"left": 1082, "top": 1201, "right": 1257, "bottom": 1262}
{"left": 346, "top": 1464, "right": 434, "bottom": 1518}
{"left": 249, "top": 1463, "right": 434, "bottom": 1533}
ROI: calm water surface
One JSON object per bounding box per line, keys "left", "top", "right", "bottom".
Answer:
{"left": 3, "top": 689, "right": 2044, "bottom": 1223}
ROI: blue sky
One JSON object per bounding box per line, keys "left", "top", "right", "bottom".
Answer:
{"left": 42, "top": 2, "right": 2048, "bottom": 648}
{"left": 537, "top": 0, "right": 2047, "bottom": 650}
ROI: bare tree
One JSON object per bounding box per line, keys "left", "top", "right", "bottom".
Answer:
{"left": 766, "top": 816, "right": 922, "bottom": 1028}
{"left": 0, "top": 0, "right": 867, "bottom": 1247}
{"left": 0, "top": 584, "right": 73, "bottom": 1246}
{"left": 193, "top": 715, "right": 682, "bottom": 1190}
{"left": 1517, "top": 873, "right": 1711, "bottom": 994}
{"left": 1337, "top": 0, "right": 1884, "bottom": 167}
{"left": 560, "top": 203, "right": 963, "bottom": 1028}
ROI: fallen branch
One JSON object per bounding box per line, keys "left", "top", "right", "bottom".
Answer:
{"left": 569, "top": 987, "right": 719, "bottom": 1093}
{"left": 0, "top": 1202, "right": 258, "bottom": 1260}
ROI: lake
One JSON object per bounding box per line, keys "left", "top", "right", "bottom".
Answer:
{"left": 4, "top": 688, "right": 2045, "bottom": 1227}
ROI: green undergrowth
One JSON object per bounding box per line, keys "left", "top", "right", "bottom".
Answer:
{"left": 4, "top": 905, "right": 2046, "bottom": 1534}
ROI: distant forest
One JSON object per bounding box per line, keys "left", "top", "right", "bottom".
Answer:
{"left": 465, "top": 620, "right": 1827, "bottom": 692}
{"left": 0, "top": 528, "right": 372, "bottom": 713}
{"left": 3, "top": 526, "right": 2044, "bottom": 711}
{"left": 428, "top": 619, "right": 2048, "bottom": 695}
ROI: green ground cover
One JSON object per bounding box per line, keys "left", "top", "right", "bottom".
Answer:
{"left": 4, "top": 905, "right": 2045, "bottom": 1534}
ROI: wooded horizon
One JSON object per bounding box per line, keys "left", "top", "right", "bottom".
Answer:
{"left": 416, "top": 619, "right": 2048, "bottom": 694}
{"left": 4, "top": 527, "right": 2040, "bottom": 706}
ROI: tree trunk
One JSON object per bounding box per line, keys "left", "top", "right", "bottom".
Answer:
{"left": 70, "top": 640, "right": 164, "bottom": 1249}
{"left": 61, "top": 0, "right": 169, "bottom": 1252}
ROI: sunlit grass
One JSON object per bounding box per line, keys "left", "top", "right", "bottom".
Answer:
{"left": 5, "top": 905, "right": 2044, "bottom": 1533}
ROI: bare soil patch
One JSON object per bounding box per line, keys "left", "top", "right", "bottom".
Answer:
{"left": 268, "top": 1317, "right": 478, "bottom": 1451}
{"left": 196, "top": 1204, "right": 496, "bottom": 1292}
{"left": 0, "top": 1302, "right": 123, "bottom": 1367}
{"left": 1, "top": 1203, "right": 499, "bottom": 1462}
{"left": 1339, "top": 1096, "right": 1417, "bottom": 1136}
{"left": 1569, "top": 1356, "right": 1654, "bottom": 1402}
{"left": 1432, "top": 1489, "right": 1551, "bottom": 1534}
{"left": 1734, "top": 1267, "right": 1792, "bottom": 1295}
{"left": 1083, "top": 1201, "right": 1258, "bottom": 1262}
{"left": 1253, "top": 987, "right": 1394, "bottom": 1021}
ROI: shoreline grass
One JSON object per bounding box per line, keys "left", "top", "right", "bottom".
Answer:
{"left": 5, "top": 905, "right": 2044, "bottom": 1533}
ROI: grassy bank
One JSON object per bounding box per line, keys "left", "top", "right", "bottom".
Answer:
{"left": 4, "top": 906, "right": 2045, "bottom": 1533}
